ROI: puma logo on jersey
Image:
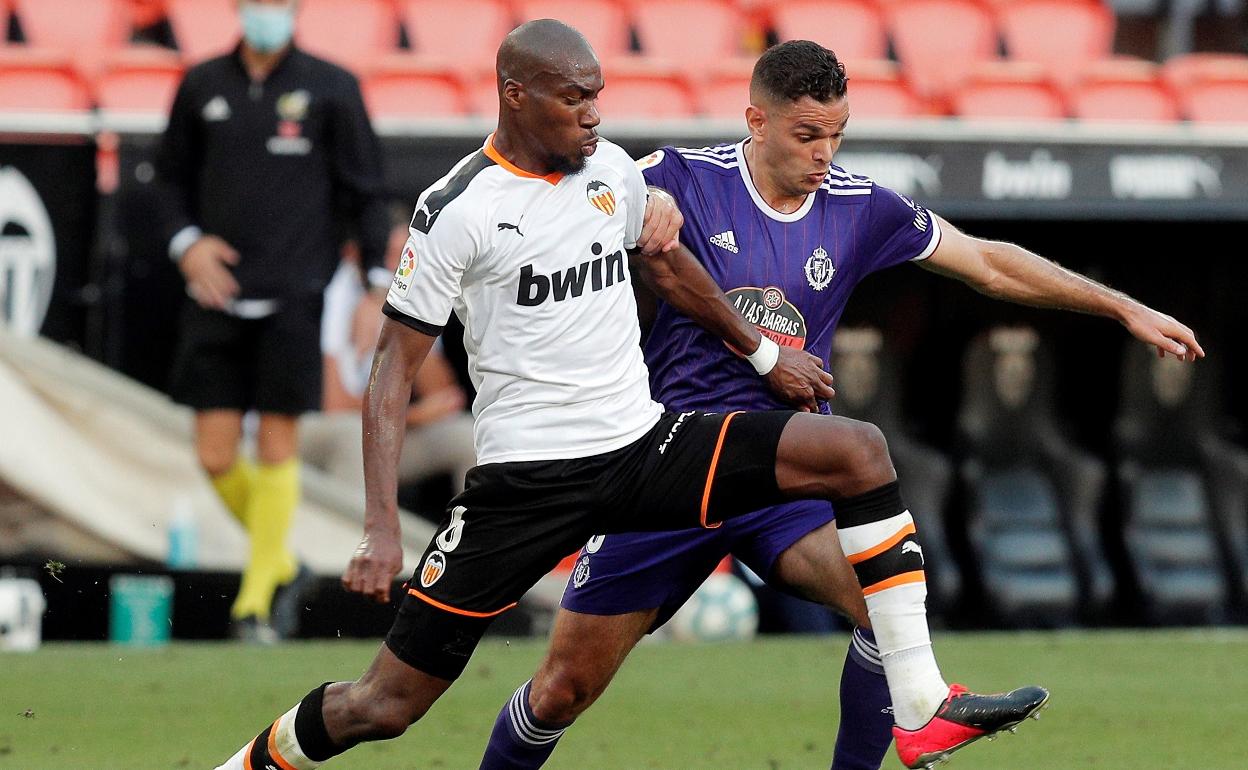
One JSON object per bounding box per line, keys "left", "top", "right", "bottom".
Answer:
{"left": 901, "top": 540, "right": 924, "bottom": 564}
{"left": 411, "top": 203, "right": 442, "bottom": 234}
{"left": 516, "top": 245, "right": 627, "bottom": 306}
{"left": 498, "top": 221, "right": 524, "bottom": 236}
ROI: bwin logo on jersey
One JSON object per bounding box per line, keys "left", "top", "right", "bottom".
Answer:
{"left": 804, "top": 246, "right": 835, "bottom": 291}
{"left": 516, "top": 244, "right": 627, "bottom": 306}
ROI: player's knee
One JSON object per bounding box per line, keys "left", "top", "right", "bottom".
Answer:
{"left": 529, "top": 667, "right": 602, "bottom": 724}
{"left": 197, "top": 443, "right": 237, "bottom": 477}
{"left": 362, "top": 693, "right": 426, "bottom": 740}
{"left": 839, "top": 421, "right": 895, "bottom": 491}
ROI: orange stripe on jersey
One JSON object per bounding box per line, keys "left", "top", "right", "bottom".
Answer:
{"left": 862, "top": 570, "right": 926, "bottom": 596}
{"left": 407, "top": 588, "right": 517, "bottom": 618}
{"left": 848, "top": 522, "right": 918, "bottom": 565}
{"left": 700, "top": 411, "right": 744, "bottom": 529}
{"left": 243, "top": 739, "right": 256, "bottom": 770}
{"left": 266, "top": 721, "right": 299, "bottom": 770}
{"left": 484, "top": 134, "right": 563, "bottom": 185}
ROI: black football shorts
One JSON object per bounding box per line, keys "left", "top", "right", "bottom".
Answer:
{"left": 385, "top": 409, "right": 796, "bottom": 680}
{"left": 169, "top": 297, "right": 323, "bottom": 415}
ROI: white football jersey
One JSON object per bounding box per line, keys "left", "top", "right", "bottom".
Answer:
{"left": 385, "top": 135, "right": 663, "bottom": 465}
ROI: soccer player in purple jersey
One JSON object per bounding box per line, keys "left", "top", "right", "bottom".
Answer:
{"left": 480, "top": 41, "right": 1204, "bottom": 770}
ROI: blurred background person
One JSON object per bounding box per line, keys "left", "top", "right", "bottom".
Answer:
{"left": 153, "top": 0, "right": 390, "bottom": 642}
{"left": 302, "top": 218, "right": 475, "bottom": 507}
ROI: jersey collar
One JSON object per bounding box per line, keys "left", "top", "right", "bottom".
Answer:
{"left": 736, "top": 139, "right": 817, "bottom": 223}
{"left": 483, "top": 133, "right": 564, "bottom": 185}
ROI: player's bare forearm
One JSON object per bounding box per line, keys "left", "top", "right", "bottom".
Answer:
{"left": 362, "top": 320, "right": 437, "bottom": 529}
{"left": 631, "top": 242, "right": 761, "bottom": 354}
{"left": 347, "top": 318, "right": 436, "bottom": 602}
{"left": 925, "top": 216, "right": 1203, "bottom": 360}
{"left": 631, "top": 244, "right": 835, "bottom": 410}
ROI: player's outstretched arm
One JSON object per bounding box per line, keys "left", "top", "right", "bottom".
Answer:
{"left": 921, "top": 214, "right": 1204, "bottom": 362}
{"left": 631, "top": 241, "right": 835, "bottom": 410}
{"left": 343, "top": 319, "right": 437, "bottom": 603}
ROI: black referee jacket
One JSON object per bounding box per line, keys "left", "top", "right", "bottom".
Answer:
{"left": 154, "top": 44, "right": 389, "bottom": 300}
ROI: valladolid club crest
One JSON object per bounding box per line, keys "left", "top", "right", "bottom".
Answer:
{"left": 804, "top": 246, "right": 835, "bottom": 291}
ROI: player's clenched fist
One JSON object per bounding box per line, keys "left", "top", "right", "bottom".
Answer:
{"left": 343, "top": 529, "right": 404, "bottom": 603}
{"left": 764, "top": 346, "right": 836, "bottom": 413}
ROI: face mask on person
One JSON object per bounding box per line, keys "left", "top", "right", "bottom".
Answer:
{"left": 240, "top": 2, "right": 295, "bottom": 53}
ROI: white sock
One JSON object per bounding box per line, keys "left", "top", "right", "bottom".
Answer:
{"left": 867, "top": 583, "right": 949, "bottom": 729}
{"left": 839, "top": 511, "right": 950, "bottom": 730}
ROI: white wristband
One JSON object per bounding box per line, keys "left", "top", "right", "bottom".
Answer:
{"left": 746, "top": 336, "right": 780, "bottom": 375}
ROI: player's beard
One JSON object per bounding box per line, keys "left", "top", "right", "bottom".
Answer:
{"left": 547, "top": 149, "right": 587, "bottom": 175}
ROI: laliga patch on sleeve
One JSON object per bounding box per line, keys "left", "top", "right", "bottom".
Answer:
{"left": 635, "top": 149, "right": 665, "bottom": 170}
{"left": 391, "top": 239, "right": 418, "bottom": 297}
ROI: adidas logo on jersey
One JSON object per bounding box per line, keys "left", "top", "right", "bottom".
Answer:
{"left": 516, "top": 244, "right": 627, "bottom": 306}
{"left": 709, "top": 230, "right": 739, "bottom": 253}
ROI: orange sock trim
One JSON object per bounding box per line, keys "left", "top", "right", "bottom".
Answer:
{"left": 862, "top": 570, "right": 927, "bottom": 596}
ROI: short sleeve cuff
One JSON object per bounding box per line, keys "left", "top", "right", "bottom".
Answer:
{"left": 910, "top": 214, "right": 942, "bottom": 262}
{"left": 383, "top": 301, "right": 445, "bottom": 337}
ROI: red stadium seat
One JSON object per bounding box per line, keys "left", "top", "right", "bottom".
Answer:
{"left": 515, "top": 0, "right": 631, "bottom": 59}
{"left": 699, "top": 57, "right": 754, "bottom": 118}
{"left": 1069, "top": 60, "right": 1178, "bottom": 122}
{"left": 885, "top": 0, "right": 999, "bottom": 102}
{"left": 630, "top": 0, "right": 746, "bottom": 73}
{"left": 770, "top": 0, "right": 888, "bottom": 62}
{"left": 953, "top": 62, "right": 1066, "bottom": 120}
{"left": 399, "top": 0, "right": 512, "bottom": 75}
{"left": 1161, "top": 53, "right": 1248, "bottom": 92}
{"left": 166, "top": 0, "right": 237, "bottom": 63}
{"left": 1180, "top": 79, "right": 1248, "bottom": 124}
{"left": 94, "top": 47, "right": 183, "bottom": 112}
{"left": 842, "top": 59, "right": 925, "bottom": 119}
{"left": 467, "top": 71, "right": 501, "bottom": 117}
{"left": 597, "top": 58, "right": 696, "bottom": 119}
{"left": 12, "top": 0, "right": 130, "bottom": 52}
{"left": 297, "top": 0, "right": 399, "bottom": 74}
{"left": 998, "top": 0, "right": 1114, "bottom": 85}
{"left": 363, "top": 57, "right": 468, "bottom": 118}
{"left": 0, "top": 50, "right": 92, "bottom": 111}
{"left": 129, "top": 0, "right": 168, "bottom": 31}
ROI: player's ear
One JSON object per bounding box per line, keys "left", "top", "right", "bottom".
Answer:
{"left": 500, "top": 78, "right": 525, "bottom": 111}
{"left": 745, "top": 104, "right": 766, "bottom": 141}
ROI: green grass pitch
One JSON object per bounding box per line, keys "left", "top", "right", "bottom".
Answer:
{"left": 3, "top": 630, "right": 1245, "bottom": 769}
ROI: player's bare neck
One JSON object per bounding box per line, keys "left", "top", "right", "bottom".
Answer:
{"left": 743, "top": 140, "right": 804, "bottom": 214}
{"left": 490, "top": 128, "right": 556, "bottom": 177}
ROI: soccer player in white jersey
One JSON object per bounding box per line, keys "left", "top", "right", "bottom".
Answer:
{"left": 208, "top": 22, "right": 1136, "bottom": 770}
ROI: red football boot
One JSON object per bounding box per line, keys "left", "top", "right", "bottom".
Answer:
{"left": 892, "top": 683, "right": 1050, "bottom": 769}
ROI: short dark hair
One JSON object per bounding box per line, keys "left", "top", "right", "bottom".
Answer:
{"left": 751, "top": 40, "right": 848, "bottom": 105}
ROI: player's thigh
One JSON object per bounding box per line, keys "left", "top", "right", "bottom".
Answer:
{"left": 562, "top": 529, "right": 731, "bottom": 630}
{"left": 254, "top": 300, "right": 323, "bottom": 415}
{"left": 775, "top": 412, "right": 896, "bottom": 499}
{"left": 768, "top": 520, "right": 868, "bottom": 627}
{"left": 386, "top": 462, "right": 601, "bottom": 682}
{"left": 616, "top": 410, "right": 797, "bottom": 531}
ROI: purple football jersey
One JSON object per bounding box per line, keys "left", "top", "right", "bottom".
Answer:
{"left": 638, "top": 140, "right": 942, "bottom": 413}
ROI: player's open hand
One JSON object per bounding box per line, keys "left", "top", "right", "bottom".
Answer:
{"left": 342, "top": 527, "right": 404, "bottom": 603}
{"left": 638, "top": 186, "right": 683, "bottom": 255}
{"left": 1121, "top": 303, "right": 1205, "bottom": 362}
{"left": 179, "top": 235, "right": 240, "bottom": 310}
{"left": 765, "top": 346, "right": 836, "bottom": 412}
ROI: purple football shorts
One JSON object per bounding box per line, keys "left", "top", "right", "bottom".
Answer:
{"left": 560, "top": 499, "right": 836, "bottom": 630}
